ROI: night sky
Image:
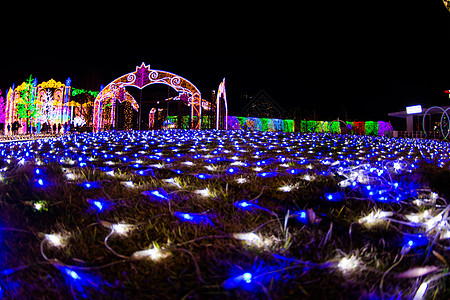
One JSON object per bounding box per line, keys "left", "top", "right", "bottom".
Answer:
{"left": 1, "top": 1, "right": 450, "bottom": 123}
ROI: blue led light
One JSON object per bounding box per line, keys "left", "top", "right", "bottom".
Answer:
{"left": 324, "top": 192, "right": 343, "bottom": 202}
{"left": 296, "top": 210, "right": 308, "bottom": 224}
{"left": 80, "top": 181, "right": 101, "bottom": 189}
{"left": 234, "top": 200, "right": 254, "bottom": 210}
{"left": 257, "top": 172, "right": 277, "bottom": 178}
{"left": 93, "top": 201, "right": 103, "bottom": 211}
{"left": 57, "top": 265, "right": 102, "bottom": 298}
{"left": 287, "top": 169, "right": 301, "bottom": 175}
{"left": 63, "top": 267, "right": 81, "bottom": 280}
{"left": 142, "top": 189, "right": 170, "bottom": 201}
{"left": 403, "top": 234, "right": 428, "bottom": 250}
{"left": 242, "top": 272, "right": 252, "bottom": 283}
{"left": 196, "top": 173, "right": 213, "bottom": 180}
{"left": 227, "top": 167, "right": 238, "bottom": 174}
{"left": 135, "top": 168, "right": 155, "bottom": 176}
{"left": 173, "top": 211, "right": 213, "bottom": 225}
{"left": 223, "top": 272, "right": 254, "bottom": 289}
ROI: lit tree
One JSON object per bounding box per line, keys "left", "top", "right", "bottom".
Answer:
{"left": 16, "top": 75, "right": 37, "bottom": 134}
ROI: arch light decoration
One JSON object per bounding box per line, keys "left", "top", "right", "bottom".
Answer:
{"left": 93, "top": 62, "right": 202, "bottom": 131}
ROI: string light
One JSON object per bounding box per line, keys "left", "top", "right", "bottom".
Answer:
{"left": 173, "top": 211, "right": 213, "bottom": 225}
{"left": 131, "top": 244, "right": 171, "bottom": 261}
{"left": 44, "top": 233, "right": 70, "bottom": 248}
{"left": 101, "top": 221, "right": 136, "bottom": 236}
{"left": 142, "top": 189, "right": 170, "bottom": 201}
{"left": 4, "top": 129, "right": 450, "bottom": 299}
{"left": 358, "top": 210, "right": 393, "bottom": 227}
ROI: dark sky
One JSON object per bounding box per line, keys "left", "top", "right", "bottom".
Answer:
{"left": 1, "top": 1, "right": 450, "bottom": 121}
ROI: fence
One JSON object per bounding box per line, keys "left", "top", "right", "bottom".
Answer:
{"left": 388, "top": 131, "right": 446, "bottom": 140}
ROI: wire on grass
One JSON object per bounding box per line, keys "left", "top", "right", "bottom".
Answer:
{"left": 104, "top": 231, "right": 131, "bottom": 260}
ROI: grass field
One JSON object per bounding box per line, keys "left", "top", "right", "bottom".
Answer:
{"left": 1, "top": 130, "right": 450, "bottom": 299}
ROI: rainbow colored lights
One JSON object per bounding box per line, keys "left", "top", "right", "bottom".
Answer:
{"left": 297, "top": 120, "right": 393, "bottom": 136}
{"left": 1, "top": 129, "right": 450, "bottom": 298}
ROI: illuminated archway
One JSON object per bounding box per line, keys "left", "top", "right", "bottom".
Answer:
{"left": 93, "top": 62, "right": 202, "bottom": 131}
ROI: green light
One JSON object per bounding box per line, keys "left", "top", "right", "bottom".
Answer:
{"left": 71, "top": 89, "right": 99, "bottom": 97}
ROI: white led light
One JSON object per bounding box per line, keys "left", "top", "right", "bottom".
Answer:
{"left": 110, "top": 223, "right": 135, "bottom": 236}
{"left": 195, "top": 188, "right": 210, "bottom": 197}
{"left": 337, "top": 255, "right": 360, "bottom": 273}
{"left": 131, "top": 246, "right": 171, "bottom": 261}
{"left": 45, "top": 233, "right": 69, "bottom": 248}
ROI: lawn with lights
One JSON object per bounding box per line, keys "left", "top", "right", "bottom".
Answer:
{"left": 2, "top": 130, "right": 450, "bottom": 299}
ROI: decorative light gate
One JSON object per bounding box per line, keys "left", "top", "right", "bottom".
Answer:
{"left": 93, "top": 63, "right": 202, "bottom": 131}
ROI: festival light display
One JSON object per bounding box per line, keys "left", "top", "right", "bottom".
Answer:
{"left": 0, "top": 89, "right": 5, "bottom": 124}
{"left": 35, "top": 78, "right": 71, "bottom": 126}
{"left": 93, "top": 63, "right": 202, "bottom": 131}
{"left": 1, "top": 130, "right": 450, "bottom": 298}
{"left": 3, "top": 76, "right": 72, "bottom": 134}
